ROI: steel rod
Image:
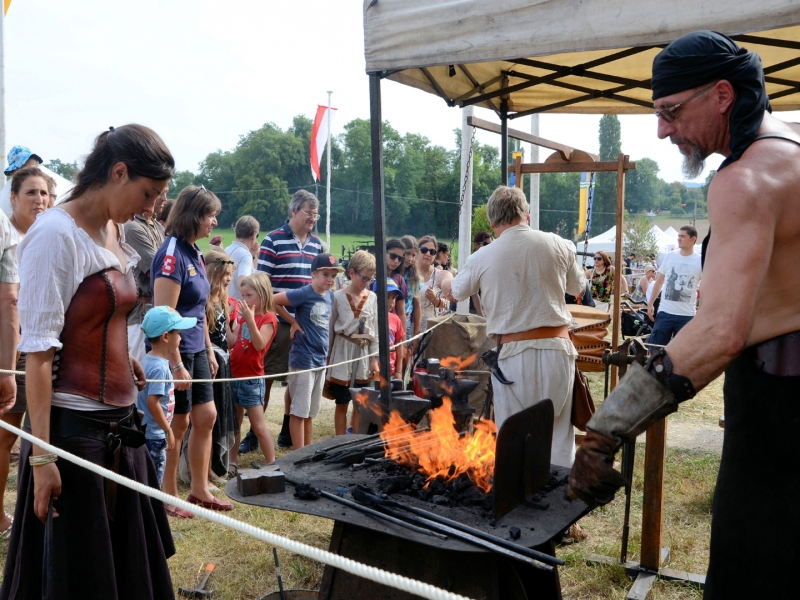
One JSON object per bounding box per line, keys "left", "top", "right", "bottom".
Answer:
{"left": 374, "top": 503, "right": 553, "bottom": 572}
{"left": 284, "top": 478, "right": 448, "bottom": 540}
{"left": 354, "top": 488, "right": 563, "bottom": 567}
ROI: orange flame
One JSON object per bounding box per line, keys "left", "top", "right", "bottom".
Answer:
{"left": 381, "top": 397, "right": 497, "bottom": 492}
{"left": 352, "top": 390, "right": 382, "bottom": 418}
{"left": 439, "top": 354, "right": 477, "bottom": 371}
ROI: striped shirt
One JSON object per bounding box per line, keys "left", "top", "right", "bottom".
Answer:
{"left": 257, "top": 221, "right": 322, "bottom": 318}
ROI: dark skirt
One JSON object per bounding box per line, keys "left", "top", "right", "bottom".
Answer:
{"left": 211, "top": 349, "right": 236, "bottom": 478}
{"left": 705, "top": 354, "right": 800, "bottom": 599}
{"left": 0, "top": 407, "right": 176, "bottom": 600}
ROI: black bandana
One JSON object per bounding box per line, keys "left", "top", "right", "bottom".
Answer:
{"left": 651, "top": 30, "right": 771, "bottom": 169}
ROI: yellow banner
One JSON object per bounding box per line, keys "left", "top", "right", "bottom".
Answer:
{"left": 4, "top": 0, "right": 11, "bottom": 16}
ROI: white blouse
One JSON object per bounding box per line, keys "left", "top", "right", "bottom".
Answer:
{"left": 18, "top": 209, "right": 139, "bottom": 354}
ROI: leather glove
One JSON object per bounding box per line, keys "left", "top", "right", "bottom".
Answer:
{"left": 569, "top": 431, "right": 626, "bottom": 507}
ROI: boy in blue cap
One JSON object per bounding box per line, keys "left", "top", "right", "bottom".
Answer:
{"left": 138, "top": 307, "right": 196, "bottom": 495}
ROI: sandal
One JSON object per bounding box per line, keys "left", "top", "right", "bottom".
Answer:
{"left": 0, "top": 514, "right": 12, "bottom": 539}
{"left": 165, "top": 505, "right": 194, "bottom": 519}
{"left": 187, "top": 493, "right": 233, "bottom": 512}
{"left": 227, "top": 463, "right": 239, "bottom": 478}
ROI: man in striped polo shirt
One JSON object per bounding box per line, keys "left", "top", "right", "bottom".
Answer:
{"left": 241, "top": 190, "right": 323, "bottom": 450}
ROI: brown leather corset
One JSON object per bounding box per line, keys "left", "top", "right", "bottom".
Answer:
{"left": 54, "top": 268, "right": 138, "bottom": 406}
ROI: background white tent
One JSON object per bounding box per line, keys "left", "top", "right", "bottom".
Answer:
{"left": 585, "top": 226, "right": 623, "bottom": 254}
{"left": 663, "top": 226, "right": 679, "bottom": 239}
{"left": 0, "top": 166, "right": 74, "bottom": 217}
{"left": 651, "top": 225, "right": 677, "bottom": 253}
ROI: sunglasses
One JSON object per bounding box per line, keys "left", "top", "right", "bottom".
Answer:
{"left": 654, "top": 83, "right": 716, "bottom": 123}
{"left": 211, "top": 258, "right": 235, "bottom": 265}
{"left": 480, "top": 241, "right": 492, "bottom": 246}
{"left": 419, "top": 247, "right": 436, "bottom": 255}
{"left": 388, "top": 252, "right": 403, "bottom": 262}
{"left": 356, "top": 272, "right": 376, "bottom": 284}
{"left": 593, "top": 257, "right": 603, "bottom": 261}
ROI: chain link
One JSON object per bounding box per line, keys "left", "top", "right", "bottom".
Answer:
{"left": 581, "top": 172, "right": 596, "bottom": 269}
{"left": 451, "top": 126, "right": 478, "bottom": 252}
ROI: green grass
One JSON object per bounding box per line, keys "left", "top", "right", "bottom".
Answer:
{"left": 203, "top": 230, "right": 461, "bottom": 266}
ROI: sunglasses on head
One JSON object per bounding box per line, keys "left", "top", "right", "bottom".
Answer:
{"left": 388, "top": 252, "right": 403, "bottom": 262}
{"left": 419, "top": 247, "right": 436, "bottom": 255}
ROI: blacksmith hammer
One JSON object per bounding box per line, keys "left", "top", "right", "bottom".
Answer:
{"left": 179, "top": 563, "right": 214, "bottom": 598}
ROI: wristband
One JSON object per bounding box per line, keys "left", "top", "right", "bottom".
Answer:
{"left": 170, "top": 362, "right": 184, "bottom": 373}
{"left": 29, "top": 453, "right": 58, "bottom": 467}
{"left": 645, "top": 348, "right": 696, "bottom": 402}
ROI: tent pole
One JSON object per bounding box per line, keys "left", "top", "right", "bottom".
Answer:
{"left": 456, "top": 106, "right": 474, "bottom": 316}
{"left": 500, "top": 99, "right": 509, "bottom": 186}
{"left": 0, "top": 4, "right": 6, "bottom": 186}
{"left": 369, "top": 73, "right": 391, "bottom": 413}
{"left": 529, "top": 114, "right": 540, "bottom": 229}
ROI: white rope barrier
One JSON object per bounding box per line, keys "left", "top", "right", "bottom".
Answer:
{"left": 0, "top": 313, "right": 457, "bottom": 384}
{"left": 0, "top": 418, "right": 471, "bottom": 600}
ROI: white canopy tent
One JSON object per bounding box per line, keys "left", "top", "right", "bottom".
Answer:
{"left": 364, "top": 0, "right": 800, "bottom": 117}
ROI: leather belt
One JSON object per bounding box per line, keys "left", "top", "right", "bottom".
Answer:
{"left": 493, "top": 325, "right": 570, "bottom": 345}
{"left": 340, "top": 334, "right": 370, "bottom": 348}
{"left": 743, "top": 329, "right": 800, "bottom": 377}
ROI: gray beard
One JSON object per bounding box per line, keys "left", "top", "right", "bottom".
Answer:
{"left": 673, "top": 137, "right": 706, "bottom": 179}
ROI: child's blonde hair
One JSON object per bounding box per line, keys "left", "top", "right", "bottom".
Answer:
{"left": 240, "top": 271, "right": 274, "bottom": 314}
{"left": 205, "top": 248, "right": 234, "bottom": 333}
{"left": 348, "top": 250, "right": 376, "bottom": 277}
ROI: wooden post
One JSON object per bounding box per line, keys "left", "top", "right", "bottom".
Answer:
{"left": 640, "top": 418, "right": 667, "bottom": 570}
{"left": 514, "top": 155, "right": 523, "bottom": 189}
{"left": 610, "top": 153, "right": 627, "bottom": 390}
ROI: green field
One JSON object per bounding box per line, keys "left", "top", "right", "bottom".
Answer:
{"left": 202, "top": 229, "right": 461, "bottom": 264}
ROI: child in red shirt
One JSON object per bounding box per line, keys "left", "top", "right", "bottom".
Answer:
{"left": 227, "top": 272, "right": 278, "bottom": 470}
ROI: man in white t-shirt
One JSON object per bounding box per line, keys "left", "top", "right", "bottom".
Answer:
{"left": 646, "top": 225, "right": 702, "bottom": 347}
{"left": 224, "top": 215, "right": 260, "bottom": 301}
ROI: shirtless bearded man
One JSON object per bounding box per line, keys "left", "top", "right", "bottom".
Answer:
{"left": 568, "top": 31, "right": 800, "bottom": 598}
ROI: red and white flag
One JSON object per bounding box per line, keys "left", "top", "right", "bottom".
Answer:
{"left": 310, "top": 104, "right": 337, "bottom": 182}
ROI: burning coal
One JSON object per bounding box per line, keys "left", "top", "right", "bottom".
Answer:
{"left": 381, "top": 397, "right": 497, "bottom": 492}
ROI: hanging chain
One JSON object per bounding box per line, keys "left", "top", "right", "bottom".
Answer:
{"left": 451, "top": 126, "right": 478, "bottom": 253}
{"left": 581, "top": 172, "right": 596, "bottom": 269}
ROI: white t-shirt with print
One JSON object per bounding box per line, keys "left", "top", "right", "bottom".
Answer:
{"left": 657, "top": 250, "right": 702, "bottom": 317}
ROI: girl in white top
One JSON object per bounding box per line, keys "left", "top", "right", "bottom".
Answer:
{"left": 326, "top": 250, "right": 379, "bottom": 435}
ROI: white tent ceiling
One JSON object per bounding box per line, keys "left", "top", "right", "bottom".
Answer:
{"left": 363, "top": 0, "right": 800, "bottom": 117}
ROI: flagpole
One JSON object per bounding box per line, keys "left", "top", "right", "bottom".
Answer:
{"left": 325, "top": 91, "right": 332, "bottom": 248}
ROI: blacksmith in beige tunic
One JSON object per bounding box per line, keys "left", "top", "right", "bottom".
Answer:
{"left": 450, "top": 186, "right": 586, "bottom": 467}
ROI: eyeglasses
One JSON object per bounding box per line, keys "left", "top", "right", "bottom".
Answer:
{"left": 654, "top": 83, "right": 716, "bottom": 123}
{"left": 388, "top": 252, "right": 403, "bottom": 262}
{"left": 419, "top": 247, "right": 436, "bottom": 255}
{"left": 300, "top": 209, "right": 321, "bottom": 221}
{"left": 593, "top": 257, "right": 603, "bottom": 261}
{"left": 356, "top": 273, "right": 376, "bottom": 284}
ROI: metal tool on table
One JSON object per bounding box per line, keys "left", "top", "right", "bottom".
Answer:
{"left": 273, "top": 548, "right": 286, "bottom": 600}
{"left": 351, "top": 485, "right": 562, "bottom": 571}
{"left": 179, "top": 563, "right": 215, "bottom": 598}
{"left": 601, "top": 337, "right": 647, "bottom": 563}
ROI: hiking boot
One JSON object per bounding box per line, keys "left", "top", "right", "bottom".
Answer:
{"left": 238, "top": 430, "right": 259, "bottom": 454}
{"left": 277, "top": 431, "right": 293, "bottom": 448}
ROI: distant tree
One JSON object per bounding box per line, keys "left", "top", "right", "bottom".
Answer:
{"left": 625, "top": 157, "right": 660, "bottom": 214}
{"left": 44, "top": 159, "right": 79, "bottom": 181}
{"left": 594, "top": 115, "right": 622, "bottom": 232}
{"left": 625, "top": 212, "right": 659, "bottom": 257}
{"left": 471, "top": 205, "right": 491, "bottom": 242}
{"left": 168, "top": 170, "right": 196, "bottom": 197}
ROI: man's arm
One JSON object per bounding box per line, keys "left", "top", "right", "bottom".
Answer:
{"left": 124, "top": 221, "right": 159, "bottom": 277}
{"left": 667, "top": 170, "right": 775, "bottom": 390}
{"left": 646, "top": 273, "right": 665, "bottom": 319}
{"left": 565, "top": 258, "right": 587, "bottom": 297}
{"left": 0, "top": 282, "right": 19, "bottom": 413}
